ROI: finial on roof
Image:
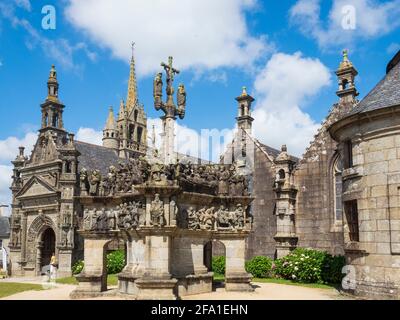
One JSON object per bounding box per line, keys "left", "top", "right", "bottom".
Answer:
{"left": 241, "top": 86, "right": 248, "bottom": 96}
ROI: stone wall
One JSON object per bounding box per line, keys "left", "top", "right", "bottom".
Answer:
{"left": 340, "top": 124, "right": 400, "bottom": 299}
{"left": 294, "top": 108, "right": 344, "bottom": 255}
{"left": 246, "top": 147, "right": 277, "bottom": 259}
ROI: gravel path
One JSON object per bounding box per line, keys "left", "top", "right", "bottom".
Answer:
{"left": 1, "top": 279, "right": 348, "bottom": 300}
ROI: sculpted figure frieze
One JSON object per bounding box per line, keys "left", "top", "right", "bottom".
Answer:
{"left": 150, "top": 194, "right": 165, "bottom": 227}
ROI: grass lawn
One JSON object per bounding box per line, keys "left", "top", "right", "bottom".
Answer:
{"left": 57, "top": 274, "right": 119, "bottom": 286}
{"left": 212, "top": 274, "right": 337, "bottom": 290}
{"left": 0, "top": 282, "right": 45, "bottom": 298}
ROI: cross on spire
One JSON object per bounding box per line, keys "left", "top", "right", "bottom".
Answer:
{"left": 131, "top": 42, "right": 135, "bottom": 60}
{"left": 126, "top": 42, "right": 139, "bottom": 112}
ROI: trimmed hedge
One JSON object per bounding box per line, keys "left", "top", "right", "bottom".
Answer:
{"left": 245, "top": 256, "right": 273, "bottom": 278}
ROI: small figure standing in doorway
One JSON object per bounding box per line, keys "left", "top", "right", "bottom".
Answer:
{"left": 50, "top": 253, "right": 57, "bottom": 281}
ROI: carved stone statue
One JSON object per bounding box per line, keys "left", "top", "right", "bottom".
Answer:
{"left": 216, "top": 205, "right": 230, "bottom": 228}
{"left": 218, "top": 166, "right": 230, "bottom": 196}
{"left": 150, "top": 194, "right": 165, "bottom": 227}
{"left": 187, "top": 207, "right": 199, "bottom": 230}
{"left": 234, "top": 204, "right": 245, "bottom": 229}
{"left": 153, "top": 72, "right": 163, "bottom": 107}
{"left": 80, "top": 168, "right": 89, "bottom": 196}
{"left": 89, "top": 170, "right": 101, "bottom": 196}
{"left": 177, "top": 83, "right": 186, "bottom": 118}
{"left": 200, "top": 207, "right": 215, "bottom": 231}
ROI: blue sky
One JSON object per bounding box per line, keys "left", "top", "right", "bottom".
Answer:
{"left": 0, "top": 0, "right": 399, "bottom": 209}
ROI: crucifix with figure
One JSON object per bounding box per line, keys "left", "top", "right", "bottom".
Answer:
{"left": 153, "top": 56, "right": 187, "bottom": 164}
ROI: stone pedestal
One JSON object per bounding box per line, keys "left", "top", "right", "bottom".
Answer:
{"left": 71, "top": 235, "right": 112, "bottom": 298}
{"left": 57, "top": 249, "right": 73, "bottom": 278}
{"left": 274, "top": 235, "right": 298, "bottom": 259}
{"left": 176, "top": 273, "right": 214, "bottom": 297}
{"left": 136, "top": 278, "right": 178, "bottom": 300}
{"left": 226, "top": 272, "right": 253, "bottom": 292}
{"left": 222, "top": 236, "right": 254, "bottom": 292}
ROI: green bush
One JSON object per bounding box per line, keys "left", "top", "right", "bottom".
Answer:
{"left": 212, "top": 256, "right": 226, "bottom": 275}
{"left": 245, "top": 256, "right": 273, "bottom": 278}
{"left": 71, "top": 250, "right": 127, "bottom": 275}
{"left": 323, "top": 255, "right": 346, "bottom": 284}
{"left": 106, "top": 250, "right": 126, "bottom": 275}
{"left": 72, "top": 260, "right": 84, "bottom": 275}
{"left": 274, "top": 248, "right": 345, "bottom": 284}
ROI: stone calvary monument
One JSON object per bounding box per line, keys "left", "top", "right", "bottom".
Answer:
{"left": 71, "top": 57, "right": 254, "bottom": 300}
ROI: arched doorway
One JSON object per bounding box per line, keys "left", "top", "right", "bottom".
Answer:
{"left": 41, "top": 228, "right": 56, "bottom": 268}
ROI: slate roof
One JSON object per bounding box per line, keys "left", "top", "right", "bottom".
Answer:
{"left": 349, "top": 50, "right": 400, "bottom": 115}
{"left": 75, "top": 141, "right": 121, "bottom": 175}
{"left": 0, "top": 217, "right": 10, "bottom": 239}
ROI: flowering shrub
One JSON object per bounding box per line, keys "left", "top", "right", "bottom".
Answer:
{"left": 212, "top": 256, "right": 226, "bottom": 275}
{"left": 72, "top": 260, "right": 84, "bottom": 275}
{"left": 106, "top": 250, "right": 126, "bottom": 275}
{"left": 245, "top": 256, "right": 273, "bottom": 278}
{"left": 274, "top": 248, "right": 345, "bottom": 284}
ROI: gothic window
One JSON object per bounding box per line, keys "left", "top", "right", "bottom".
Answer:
{"left": 65, "top": 161, "right": 72, "bottom": 173}
{"left": 343, "top": 140, "right": 353, "bottom": 169}
{"left": 53, "top": 113, "right": 59, "bottom": 127}
{"left": 134, "top": 110, "right": 139, "bottom": 122}
{"left": 129, "top": 124, "right": 135, "bottom": 140}
{"left": 278, "top": 169, "right": 285, "bottom": 180}
{"left": 106, "top": 132, "right": 110, "bottom": 138}
{"left": 344, "top": 200, "right": 359, "bottom": 242}
{"left": 241, "top": 104, "right": 245, "bottom": 116}
{"left": 333, "top": 155, "right": 343, "bottom": 222}
{"left": 111, "top": 132, "right": 114, "bottom": 138}
{"left": 137, "top": 127, "right": 143, "bottom": 144}
{"left": 44, "top": 113, "right": 48, "bottom": 126}
{"left": 342, "top": 79, "right": 349, "bottom": 90}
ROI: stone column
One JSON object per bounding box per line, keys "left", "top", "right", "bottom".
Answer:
{"left": 223, "top": 238, "right": 253, "bottom": 292}
{"left": 163, "top": 196, "right": 170, "bottom": 226}
{"left": 161, "top": 116, "right": 176, "bottom": 165}
{"left": 71, "top": 237, "right": 110, "bottom": 298}
{"left": 20, "top": 211, "right": 28, "bottom": 264}
{"left": 35, "top": 241, "right": 43, "bottom": 276}
{"left": 119, "top": 237, "right": 146, "bottom": 296}
{"left": 135, "top": 230, "right": 178, "bottom": 300}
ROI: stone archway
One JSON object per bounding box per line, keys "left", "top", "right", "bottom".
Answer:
{"left": 27, "top": 214, "right": 57, "bottom": 275}
{"left": 41, "top": 228, "right": 56, "bottom": 268}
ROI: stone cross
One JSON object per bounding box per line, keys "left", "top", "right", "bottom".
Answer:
{"left": 161, "top": 56, "right": 180, "bottom": 99}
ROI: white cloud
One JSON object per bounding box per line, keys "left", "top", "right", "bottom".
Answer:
{"left": 0, "top": 132, "right": 37, "bottom": 163}
{"left": 0, "top": 165, "right": 13, "bottom": 211}
{"left": 76, "top": 127, "right": 103, "bottom": 145}
{"left": 290, "top": 0, "right": 400, "bottom": 50}
{"left": 0, "top": 132, "right": 37, "bottom": 212}
{"left": 64, "top": 0, "right": 270, "bottom": 76}
{"left": 14, "top": 0, "right": 31, "bottom": 11}
{"left": 0, "top": 2, "right": 96, "bottom": 71}
{"left": 252, "top": 52, "right": 331, "bottom": 156}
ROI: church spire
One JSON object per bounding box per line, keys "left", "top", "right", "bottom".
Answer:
{"left": 336, "top": 49, "right": 359, "bottom": 104}
{"left": 126, "top": 42, "right": 139, "bottom": 113}
{"left": 105, "top": 106, "right": 116, "bottom": 130}
{"left": 118, "top": 99, "right": 126, "bottom": 121}
{"left": 47, "top": 65, "right": 59, "bottom": 102}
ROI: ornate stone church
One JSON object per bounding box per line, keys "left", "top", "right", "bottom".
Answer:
{"left": 7, "top": 48, "right": 400, "bottom": 299}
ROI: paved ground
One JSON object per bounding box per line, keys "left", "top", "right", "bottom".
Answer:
{"left": 0, "top": 278, "right": 350, "bottom": 300}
